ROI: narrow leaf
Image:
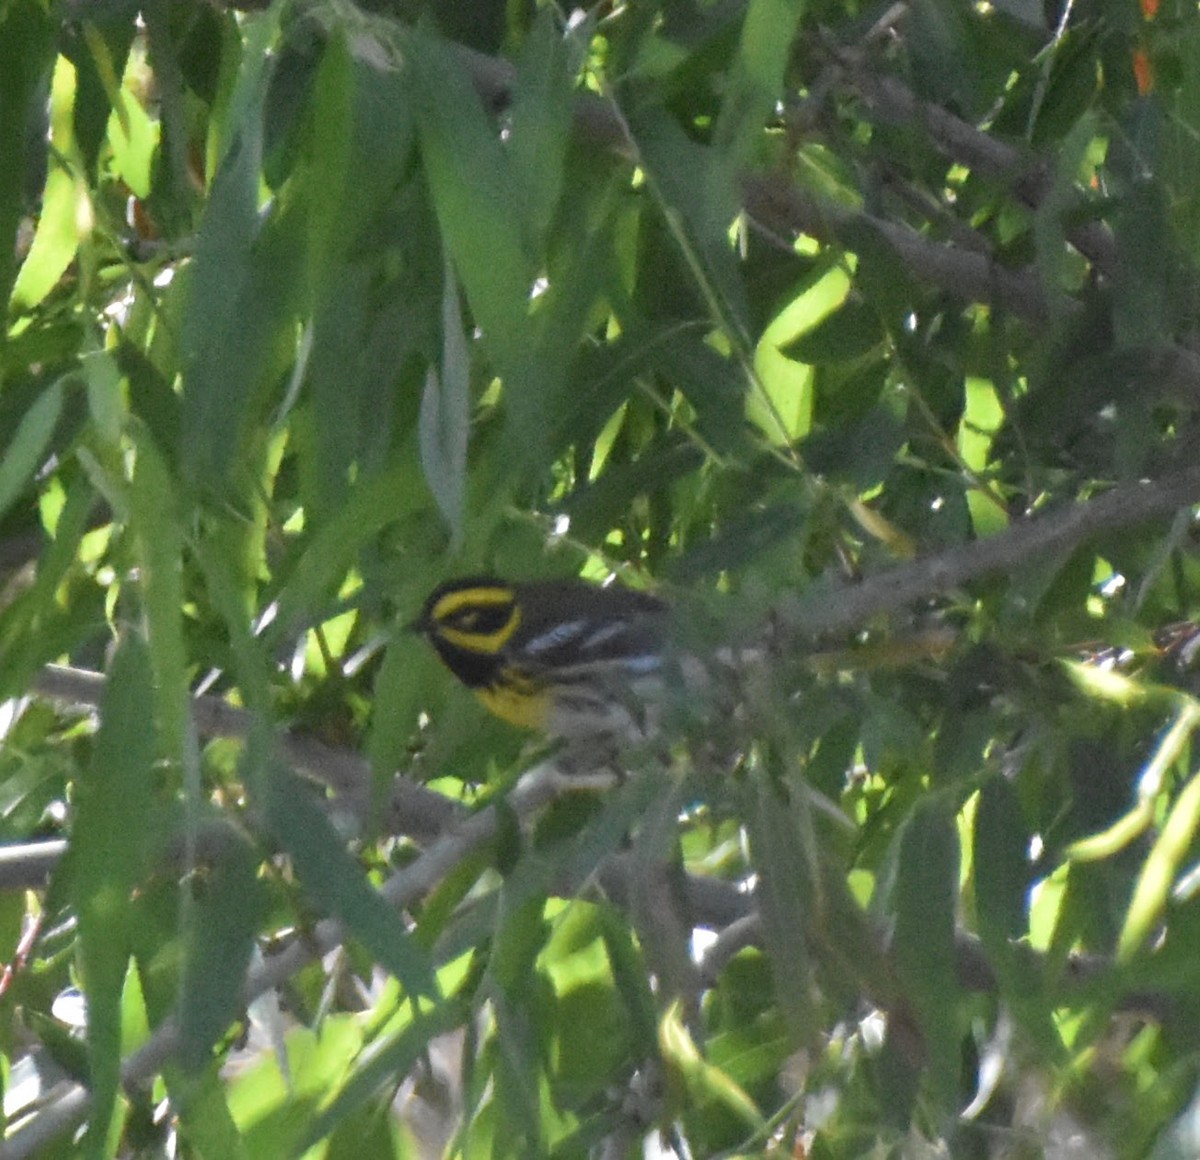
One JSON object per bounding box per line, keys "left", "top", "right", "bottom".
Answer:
{"left": 0, "top": 0, "right": 56, "bottom": 311}
{"left": 406, "top": 29, "right": 533, "bottom": 380}
{"left": 418, "top": 261, "right": 469, "bottom": 547}
{"left": 508, "top": 8, "right": 574, "bottom": 251}
{"left": 1119, "top": 766, "right": 1200, "bottom": 962}
{"left": 180, "top": 12, "right": 296, "bottom": 490}
{"left": 70, "top": 633, "right": 158, "bottom": 1158}
{"left": 744, "top": 768, "right": 818, "bottom": 1043}
{"left": 11, "top": 57, "right": 87, "bottom": 312}
{"left": 891, "top": 797, "right": 961, "bottom": 1108}
{"left": 0, "top": 379, "right": 63, "bottom": 526}
{"left": 178, "top": 830, "right": 265, "bottom": 1071}
{"left": 973, "top": 775, "right": 1030, "bottom": 949}
{"left": 264, "top": 761, "right": 439, "bottom": 1001}
{"left": 129, "top": 434, "right": 189, "bottom": 763}
{"left": 299, "top": 999, "right": 468, "bottom": 1152}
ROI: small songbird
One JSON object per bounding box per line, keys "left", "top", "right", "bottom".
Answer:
{"left": 413, "top": 576, "right": 672, "bottom": 743}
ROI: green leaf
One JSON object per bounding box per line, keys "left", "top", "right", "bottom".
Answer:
{"left": 890, "top": 796, "right": 962, "bottom": 1109}
{"left": 179, "top": 11, "right": 298, "bottom": 492}
{"left": 323, "top": 1102, "right": 405, "bottom": 1160}
{"left": 0, "top": 0, "right": 55, "bottom": 314}
{"left": 836, "top": 217, "right": 920, "bottom": 328}
{"left": 264, "top": 761, "right": 439, "bottom": 1002}
{"left": 303, "top": 32, "right": 356, "bottom": 289}
{"left": 743, "top": 767, "right": 818, "bottom": 1044}
{"left": 627, "top": 101, "right": 753, "bottom": 351}
{"left": 178, "top": 829, "right": 265, "bottom": 1071}
{"left": 660, "top": 1000, "right": 764, "bottom": 1132}
{"left": 69, "top": 633, "right": 159, "bottom": 1158}
{"left": 508, "top": 8, "right": 575, "bottom": 252}
{"left": 406, "top": 29, "right": 538, "bottom": 437}
{"left": 0, "top": 378, "right": 63, "bottom": 526}
{"left": 267, "top": 453, "right": 427, "bottom": 646}
{"left": 298, "top": 35, "right": 420, "bottom": 519}
{"left": 1119, "top": 764, "right": 1200, "bottom": 963}
{"left": 299, "top": 999, "right": 468, "bottom": 1153}
{"left": 1112, "top": 178, "right": 1174, "bottom": 349}
{"left": 973, "top": 775, "right": 1030, "bottom": 948}
{"left": 419, "top": 260, "right": 470, "bottom": 548}
{"left": 906, "top": 0, "right": 985, "bottom": 113}
{"left": 491, "top": 983, "right": 550, "bottom": 1152}
{"left": 364, "top": 629, "right": 446, "bottom": 807}
{"left": 302, "top": 27, "right": 415, "bottom": 292}
{"left": 712, "top": 0, "right": 804, "bottom": 170}
{"left": 801, "top": 403, "right": 907, "bottom": 492}
{"left": 228, "top": 1019, "right": 362, "bottom": 1155}
{"left": 129, "top": 433, "right": 189, "bottom": 762}
{"left": 0, "top": 471, "right": 99, "bottom": 698}
{"left": 646, "top": 328, "right": 751, "bottom": 455}
{"left": 489, "top": 890, "right": 550, "bottom": 996}
{"left": 559, "top": 439, "right": 705, "bottom": 543}
{"left": 106, "top": 88, "right": 158, "bottom": 199}
{"left": 169, "top": 1065, "right": 250, "bottom": 1160}
{"left": 10, "top": 57, "right": 85, "bottom": 313}
{"left": 779, "top": 296, "right": 883, "bottom": 364}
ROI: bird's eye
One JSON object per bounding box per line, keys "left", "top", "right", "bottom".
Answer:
{"left": 448, "top": 605, "right": 510, "bottom": 635}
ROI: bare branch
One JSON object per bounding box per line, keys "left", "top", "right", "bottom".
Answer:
{"left": 0, "top": 841, "right": 66, "bottom": 890}
{"left": 740, "top": 174, "right": 1064, "bottom": 323}
{"left": 780, "top": 466, "right": 1200, "bottom": 640}
{"left": 826, "top": 47, "right": 1118, "bottom": 277}
{"left": 32, "top": 665, "right": 462, "bottom": 844}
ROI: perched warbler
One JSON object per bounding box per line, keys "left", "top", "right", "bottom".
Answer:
{"left": 414, "top": 576, "right": 677, "bottom": 743}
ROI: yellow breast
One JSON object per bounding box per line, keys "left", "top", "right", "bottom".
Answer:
{"left": 475, "top": 667, "right": 551, "bottom": 730}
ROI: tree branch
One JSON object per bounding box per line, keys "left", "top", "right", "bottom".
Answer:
{"left": 780, "top": 465, "right": 1200, "bottom": 640}
{"left": 0, "top": 841, "right": 67, "bottom": 890}
{"left": 32, "top": 665, "right": 462, "bottom": 844}
{"left": 458, "top": 37, "right": 1200, "bottom": 405}
{"left": 740, "top": 173, "right": 1064, "bottom": 323}
{"left": 825, "top": 45, "right": 1118, "bottom": 277}
{"left": 457, "top": 43, "right": 1074, "bottom": 324}
{"left": 23, "top": 465, "right": 1200, "bottom": 902}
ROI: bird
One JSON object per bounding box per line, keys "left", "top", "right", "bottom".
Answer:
{"left": 413, "top": 576, "right": 674, "bottom": 744}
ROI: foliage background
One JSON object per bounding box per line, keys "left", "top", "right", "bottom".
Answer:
{"left": 4, "top": 0, "right": 1200, "bottom": 1154}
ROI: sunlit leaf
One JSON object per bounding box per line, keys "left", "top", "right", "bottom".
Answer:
{"left": 11, "top": 56, "right": 89, "bottom": 312}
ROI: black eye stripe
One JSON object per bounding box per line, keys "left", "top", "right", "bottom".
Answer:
{"left": 447, "top": 605, "right": 511, "bottom": 635}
